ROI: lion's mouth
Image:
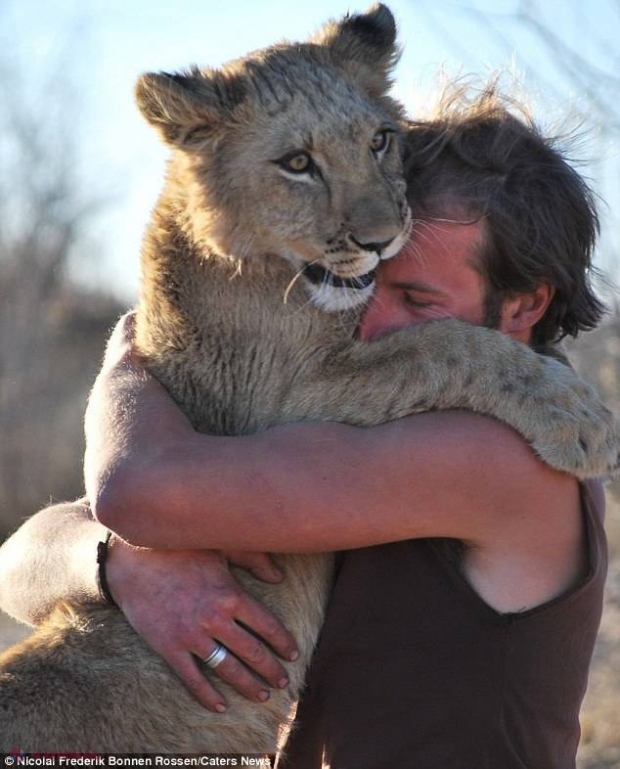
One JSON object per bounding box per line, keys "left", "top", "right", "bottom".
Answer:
{"left": 303, "top": 263, "right": 375, "bottom": 290}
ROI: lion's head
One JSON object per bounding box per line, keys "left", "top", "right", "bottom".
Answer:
{"left": 136, "top": 4, "right": 411, "bottom": 311}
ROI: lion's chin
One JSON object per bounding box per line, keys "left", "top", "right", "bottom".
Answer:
{"left": 299, "top": 262, "right": 375, "bottom": 312}
{"left": 305, "top": 277, "right": 375, "bottom": 312}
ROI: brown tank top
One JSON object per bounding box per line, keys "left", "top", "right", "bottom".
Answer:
{"left": 279, "top": 481, "right": 607, "bottom": 769}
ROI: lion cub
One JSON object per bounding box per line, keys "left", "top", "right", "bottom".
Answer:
{"left": 0, "top": 3, "right": 617, "bottom": 754}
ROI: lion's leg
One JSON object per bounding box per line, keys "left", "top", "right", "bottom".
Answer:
{"left": 0, "top": 554, "right": 331, "bottom": 752}
{"left": 0, "top": 603, "right": 294, "bottom": 752}
{"left": 292, "top": 318, "right": 618, "bottom": 479}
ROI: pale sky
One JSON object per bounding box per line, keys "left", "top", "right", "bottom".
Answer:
{"left": 3, "top": 0, "right": 619, "bottom": 301}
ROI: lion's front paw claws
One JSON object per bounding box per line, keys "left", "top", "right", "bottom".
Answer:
{"left": 525, "top": 359, "right": 620, "bottom": 480}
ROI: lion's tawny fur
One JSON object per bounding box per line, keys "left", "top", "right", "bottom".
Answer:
{"left": 1, "top": 3, "right": 618, "bottom": 754}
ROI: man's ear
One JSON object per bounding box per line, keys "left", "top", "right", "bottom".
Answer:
{"left": 135, "top": 67, "right": 246, "bottom": 149}
{"left": 500, "top": 284, "right": 555, "bottom": 340}
{"left": 312, "top": 4, "right": 401, "bottom": 98}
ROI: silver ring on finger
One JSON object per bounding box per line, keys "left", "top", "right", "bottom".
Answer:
{"left": 203, "top": 643, "right": 228, "bottom": 670}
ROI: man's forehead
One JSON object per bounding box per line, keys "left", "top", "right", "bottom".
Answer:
{"left": 379, "top": 217, "right": 487, "bottom": 287}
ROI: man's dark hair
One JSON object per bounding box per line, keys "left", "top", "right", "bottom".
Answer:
{"left": 402, "top": 82, "right": 606, "bottom": 346}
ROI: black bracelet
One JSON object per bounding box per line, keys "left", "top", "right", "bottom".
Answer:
{"left": 96, "top": 530, "right": 118, "bottom": 607}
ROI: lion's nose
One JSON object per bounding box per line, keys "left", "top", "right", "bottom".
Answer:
{"left": 350, "top": 235, "right": 395, "bottom": 254}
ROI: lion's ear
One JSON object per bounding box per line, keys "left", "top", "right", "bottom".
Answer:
{"left": 313, "top": 4, "right": 400, "bottom": 96}
{"left": 135, "top": 68, "right": 246, "bottom": 148}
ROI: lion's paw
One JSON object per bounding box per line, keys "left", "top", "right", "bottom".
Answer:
{"left": 527, "top": 357, "right": 620, "bottom": 480}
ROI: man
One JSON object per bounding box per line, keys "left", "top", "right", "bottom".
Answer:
{"left": 0, "top": 86, "right": 610, "bottom": 768}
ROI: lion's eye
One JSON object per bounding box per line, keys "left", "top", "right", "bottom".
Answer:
{"left": 370, "top": 130, "right": 391, "bottom": 155}
{"left": 279, "top": 152, "right": 313, "bottom": 174}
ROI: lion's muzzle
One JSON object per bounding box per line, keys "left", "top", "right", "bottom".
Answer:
{"left": 349, "top": 234, "right": 395, "bottom": 255}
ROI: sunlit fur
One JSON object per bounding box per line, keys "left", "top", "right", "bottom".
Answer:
{"left": 1, "top": 5, "right": 617, "bottom": 756}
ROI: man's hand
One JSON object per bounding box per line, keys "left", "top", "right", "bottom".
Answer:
{"left": 222, "top": 550, "right": 284, "bottom": 583}
{"left": 105, "top": 539, "right": 299, "bottom": 713}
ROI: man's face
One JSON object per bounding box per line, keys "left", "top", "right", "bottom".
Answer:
{"left": 358, "top": 217, "right": 488, "bottom": 341}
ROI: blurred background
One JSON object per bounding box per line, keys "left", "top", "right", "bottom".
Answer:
{"left": 0, "top": 1, "right": 618, "bottom": 765}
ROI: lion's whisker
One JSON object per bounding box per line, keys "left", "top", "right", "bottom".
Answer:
{"left": 284, "top": 261, "right": 314, "bottom": 305}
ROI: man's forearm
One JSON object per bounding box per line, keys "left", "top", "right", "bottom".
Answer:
{"left": 86, "top": 315, "right": 560, "bottom": 556}
{"left": 93, "top": 410, "right": 548, "bottom": 554}
{"left": 0, "top": 499, "right": 107, "bottom": 625}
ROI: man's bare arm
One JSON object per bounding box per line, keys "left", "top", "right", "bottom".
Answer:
{"left": 0, "top": 498, "right": 298, "bottom": 712}
{"left": 90, "top": 316, "right": 570, "bottom": 555}
{"left": 0, "top": 499, "right": 104, "bottom": 625}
